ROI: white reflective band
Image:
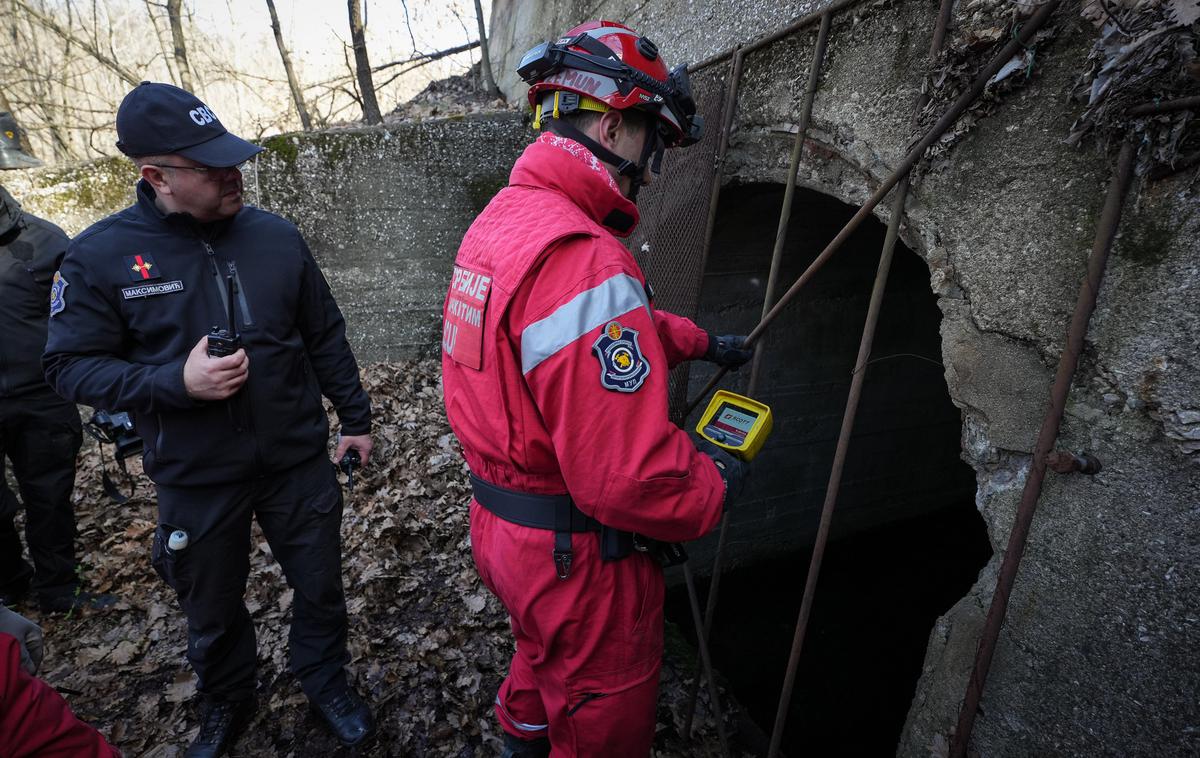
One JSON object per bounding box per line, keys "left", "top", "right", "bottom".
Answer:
{"left": 521, "top": 273, "right": 650, "bottom": 375}
{"left": 496, "top": 694, "right": 549, "bottom": 732}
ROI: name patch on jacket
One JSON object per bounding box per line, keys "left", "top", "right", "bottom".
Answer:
{"left": 49, "top": 271, "right": 68, "bottom": 316}
{"left": 124, "top": 253, "right": 161, "bottom": 281}
{"left": 593, "top": 321, "right": 650, "bottom": 392}
{"left": 443, "top": 265, "right": 491, "bottom": 370}
{"left": 121, "top": 280, "right": 185, "bottom": 300}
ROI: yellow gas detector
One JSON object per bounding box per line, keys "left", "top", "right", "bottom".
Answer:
{"left": 695, "top": 390, "right": 773, "bottom": 461}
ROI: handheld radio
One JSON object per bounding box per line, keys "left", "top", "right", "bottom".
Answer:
{"left": 696, "top": 390, "right": 773, "bottom": 462}
{"left": 206, "top": 275, "right": 241, "bottom": 358}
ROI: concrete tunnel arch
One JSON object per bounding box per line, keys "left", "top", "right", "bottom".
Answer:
{"left": 662, "top": 170, "right": 993, "bottom": 754}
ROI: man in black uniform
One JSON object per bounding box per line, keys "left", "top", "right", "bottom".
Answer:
{"left": 43, "top": 82, "right": 376, "bottom": 757}
{"left": 0, "top": 116, "right": 113, "bottom": 614}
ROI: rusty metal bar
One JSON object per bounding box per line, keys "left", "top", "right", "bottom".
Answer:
{"left": 684, "top": 0, "right": 1064, "bottom": 418}
{"left": 673, "top": 51, "right": 745, "bottom": 750}
{"left": 682, "top": 13, "right": 834, "bottom": 739}
{"left": 690, "top": 0, "right": 865, "bottom": 73}
{"left": 748, "top": 12, "right": 834, "bottom": 391}
{"left": 689, "top": 50, "right": 746, "bottom": 332}
{"left": 767, "top": 171, "right": 909, "bottom": 757}
{"left": 1127, "top": 95, "right": 1200, "bottom": 117}
{"left": 949, "top": 136, "right": 1137, "bottom": 758}
{"left": 764, "top": 0, "right": 954, "bottom": 751}
{"left": 682, "top": 561, "right": 731, "bottom": 756}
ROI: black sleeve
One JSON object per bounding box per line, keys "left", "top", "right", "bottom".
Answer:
{"left": 295, "top": 233, "right": 372, "bottom": 435}
{"left": 42, "top": 242, "right": 196, "bottom": 414}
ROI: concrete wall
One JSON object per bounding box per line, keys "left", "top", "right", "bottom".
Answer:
{"left": 487, "top": 1, "right": 1199, "bottom": 756}
{"left": 3, "top": 114, "right": 531, "bottom": 362}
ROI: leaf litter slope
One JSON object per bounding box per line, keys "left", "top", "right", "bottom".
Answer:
{"left": 23, "top": 360, "right": 739, "bottom": 756}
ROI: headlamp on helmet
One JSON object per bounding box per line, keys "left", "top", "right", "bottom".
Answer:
{"left": 518, "top": 21, "right": 704, "bottom": 149}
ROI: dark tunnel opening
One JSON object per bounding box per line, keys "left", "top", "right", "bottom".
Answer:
{"left": 663, "top": 183, "right": 992, "bottom": 755}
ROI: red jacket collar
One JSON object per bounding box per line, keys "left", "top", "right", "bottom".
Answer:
{"left": 508, "top": 133, "right": 640, "bottom": 238}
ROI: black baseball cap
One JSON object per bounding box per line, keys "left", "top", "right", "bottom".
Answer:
{"left": 115, "top": 81, "right": 263, "bottom": 167}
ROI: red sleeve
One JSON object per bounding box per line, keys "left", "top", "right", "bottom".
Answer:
{"left": 652, "top": 310, "right": 709, "bottom": 369}
{"left": 515, "top": 239, "right": 725, "bottom": 542}
{"left": 0, "top": 634, "right": 122, "bottom": 758}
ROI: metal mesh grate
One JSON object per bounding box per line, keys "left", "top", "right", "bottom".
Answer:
{"left": 629, "top": 64, "right": 731, "bottom": 418}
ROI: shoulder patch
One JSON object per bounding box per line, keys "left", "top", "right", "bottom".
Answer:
{"left": 49, "top": 271, "right": 68, "bottom": 316}
{"left": 593, "top": 321, "right": 650, "bottom": 392}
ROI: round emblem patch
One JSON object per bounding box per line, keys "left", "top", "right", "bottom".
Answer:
{"left": 592, "top": 321, "right": 650, "bottom": 393}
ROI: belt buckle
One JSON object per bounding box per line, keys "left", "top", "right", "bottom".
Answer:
{"left": 553, "top": 549, "right": 573, "bottom": 580}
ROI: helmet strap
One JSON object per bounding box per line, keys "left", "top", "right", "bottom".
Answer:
{"left": 549, "top": 115, "right": 660, "bottom": 203}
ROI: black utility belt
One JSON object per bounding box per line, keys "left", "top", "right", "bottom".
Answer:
{"left": 470, "top": 474, "right": 634, "bottom": 579}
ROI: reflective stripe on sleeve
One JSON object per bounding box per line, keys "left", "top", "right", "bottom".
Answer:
{"left": 521, "top": 272, "right": 651, "bottom": 375}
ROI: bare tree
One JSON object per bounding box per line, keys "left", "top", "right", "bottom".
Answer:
{"left": 472, "top": 0, "right": 500, "bottom": 98}
{"left": 264, "top": 0, "right": 312, "bottom": 130}
{"left": 347, "top": 0, "right": 382, "bottom": 124}
{"left": 13, "top": 0, "right": 140, "bottom": 86}
{"left": 142, "top": 0, "right": 180, "bottom": 84}
{"left": 166, "top": 0, "right": 194, "bottom": 91}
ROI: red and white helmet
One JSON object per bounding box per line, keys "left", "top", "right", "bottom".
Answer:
{"left": 517, "top": 20, "right": 703, "bottom": 148}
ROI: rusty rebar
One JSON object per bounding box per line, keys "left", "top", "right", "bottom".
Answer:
{"left": 748, "top": 12, "right": 834, "bottom": 392}
{"left": 765, "top": 0, "right": 954, "bottom": 751}
{"left": 692, "top": 50, "right": 746, "bottom": 313}
{"left": 682, "top": 560, "right": 730, "bottom": 756}
{"left": 684, "top": 0, "right": 1064, "bottom": 418}
{"left": 683, "top": 13, "right": 835, "bottom": 739}
{"left": 690, "top": 0, "right": 865, "bottom": 73}
{"left": 767, "top": 168, "right": 910, "bottom": 757}
{"left": 675, "top": 51, "right": 744, "bottom": 748}
{"left": 949, "top": 136, "right": 1137, "bottom": 758}
{"left": 1127, "top": 95, "right": 1200, "bottom": 117}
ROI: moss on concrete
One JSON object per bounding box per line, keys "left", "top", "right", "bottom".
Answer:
{"left": 1117, "top": 196, "right": 1181, "bottom": 267}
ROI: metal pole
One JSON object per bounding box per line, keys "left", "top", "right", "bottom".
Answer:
{"left": 691, "top": 50, "right": 746, "bottom": 320}
{"left": 683, "top": 561, "right": 731, "bottom": 756}
{"left": 748, "top": 12, "right": 833, "bottom": 391}
{"left": 766, "top": 171, "right": 908, "bottom": 757}
{"left": 949, "top": 137, "right": 1138, "bottom": 758}
{"left": 682, "top": 12, "right": 834, "bottom": 737}
{"left": 673, "top": 51, "right": 745, "bottom": 749}
{"left": 1127, "top": 95, "right": 1200, "bottom": 117}
{"left": 690, "top": 0, "right": 865, "bottom": 73}
{"left": 684, "top": 0, "right": 1063, "bottom": 418}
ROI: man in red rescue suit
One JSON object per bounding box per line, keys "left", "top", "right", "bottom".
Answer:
{"left": 441, "top": 21, "right": 754, "bottom": 756}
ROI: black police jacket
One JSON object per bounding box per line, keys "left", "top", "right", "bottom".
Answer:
{"left": 1, "top": 214, "right": 70, "bottom": 399}
{"left": 43, "top": 180, "right": 371, "bottom": 487}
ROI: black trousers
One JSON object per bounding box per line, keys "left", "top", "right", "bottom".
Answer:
{"left": 152, "top": 454, "right": 349, "bottom": 703}
{"left": 0, "top": 389, "right": 82, "bottom": 599}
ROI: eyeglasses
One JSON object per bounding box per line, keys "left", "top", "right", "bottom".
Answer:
{"left": 149, "top": 162, "right": 245, "bottom": 179}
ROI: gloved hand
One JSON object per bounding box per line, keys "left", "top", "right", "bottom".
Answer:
{"left": 0, "top": 604, "right": 44, "bottom": 675}
{"left": 704, "top": 333, "right": 754, "bottom": 370}
{"left": 696, "top": 438, "right": 750, "bottom": 505}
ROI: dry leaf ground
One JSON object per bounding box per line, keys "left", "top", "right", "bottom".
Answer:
{"left": 12, "top": 360, "right": 748, "bottom": 757}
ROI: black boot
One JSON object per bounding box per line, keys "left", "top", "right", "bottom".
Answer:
{"left": 501, "top": 732, "right": 551, "bottom": 758}
{"left": 186, "top": 697, "right": 256, "bottom": 757}
{"left": 311, "top": 686, "right": 376, "bottom": 747}
{"left": 38, "top": 589, "right": 117, "bottom": 615}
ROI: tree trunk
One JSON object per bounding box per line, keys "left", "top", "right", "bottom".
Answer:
{"left": 472, "top": 0, "right": 501, "bottom": 99}
{"left": 265, "top": 0, "right": 312, "bottom": 130}
{"left": 166, "top": 0, "right": 193, "bottom": 92}
{"left": 347, "top": 0, "right": 382, "bottom": 124}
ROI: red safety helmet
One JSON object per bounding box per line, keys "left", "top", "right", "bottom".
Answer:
{"left": 517, "top": 20, "right": 703, "bottom": 148}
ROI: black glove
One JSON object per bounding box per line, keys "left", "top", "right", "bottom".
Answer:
{"left": 705, "top": 333, "right": 754, "bottom": 369}
{"left": 696, "top": 438, "right": 749, "bottom": 505}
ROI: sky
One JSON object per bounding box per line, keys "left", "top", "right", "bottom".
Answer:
{"left": 189, "top": 0, "right": 490, "bottom": 85}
